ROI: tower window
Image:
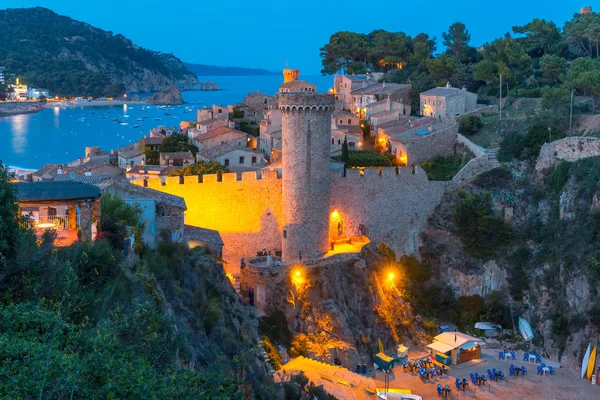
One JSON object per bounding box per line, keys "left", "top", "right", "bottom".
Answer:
{"left": 283, "top": 230, "right": 287, "bottom": 239}
{"left": 348, "top": 118, "right": 352, "bottom": 124}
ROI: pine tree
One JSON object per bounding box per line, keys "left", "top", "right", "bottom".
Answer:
{"left": 341, "top": 137, "right": 349, "bottom": 165}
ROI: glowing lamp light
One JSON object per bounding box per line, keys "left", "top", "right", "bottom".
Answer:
{"left": 331, "top": 209, "right": 340, "bottom": 220}
{"left": 295, "top": 270, "right": 301, "bottom": 277}
{"left": 388, "top": 272, "right": 395, "bottom": 281}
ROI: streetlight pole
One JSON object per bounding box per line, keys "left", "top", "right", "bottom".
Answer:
{"left": 569, "top": 89, "right": 574, "bottom": 135}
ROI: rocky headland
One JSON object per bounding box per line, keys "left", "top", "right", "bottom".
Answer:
{"left": 143, "top": 87, "right": 184, "bottom": 105}
{"left": 0, "top": 101, "right": 44, "bottom": 117}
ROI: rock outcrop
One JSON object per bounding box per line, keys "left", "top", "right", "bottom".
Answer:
{"left": 199, "top": 81, "right": 221, "bottom": 91}
{"left": 0, "top": 101, "right": 44, "bottom": 117}
{"left": 144, "top": 87, "right": 184, "bottom": 105}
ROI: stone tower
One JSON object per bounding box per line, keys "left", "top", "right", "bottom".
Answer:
{"left": 279, "top": 91, "right": 335, "bottom": 262}
{"left": 283, "top": 68, "right": 300, "bottom": 83}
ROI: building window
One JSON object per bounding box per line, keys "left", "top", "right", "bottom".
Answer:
{"left": 338, "top": 139, "right": 341, "bottom": 145}
{"left": 252, "top": 156, "right": 257, "bottom": 164}
{"left": 283, "top": 230, "right": 287, "bottom": 239}
{"left": 224, "top": 159, "right": 229, "bottom": 166}
{"left": 331, "top": 138, "right": 334, "bottom": 145}
{"left": 339, "top": 119, "right": 343, "bottom": 124}
{"left": 239, "top": 156, "right": 245, "bottom": 164}
{"left": 348, "top": 118, "right": 352, "bottom": 124}
{"left": 218, "top": 109, "right": 222, "bottom": 113}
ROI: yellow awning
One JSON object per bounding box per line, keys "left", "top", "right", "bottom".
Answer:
{"left": 427, "top": 341, "right": 456, "bottom": 353}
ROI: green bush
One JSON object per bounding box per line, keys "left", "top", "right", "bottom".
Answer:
{"left": 498, "top": 131, "right": 526, "bottom": 161}
{"left": 508, "top": 88, "right": 542, "bottom": 98}
{"left": 400, "top": 255, "right": 432, "bottom": 282}
{"left": 333, "top": 150, "right": 391, "bottom": 167}
{"left": 452, "top": 192, "right": 513, "bottom": 258}
{"left": 590, "top": 303, "right": 600, "bottom": 328}
{"left": 376, "top": 242, "right": 397, "bottom": 262}
{"left": 473, "top": 167, "right": 512, "bottom": 190}
{"left": 259, "top": 311, "right": 293, "bottom": 348}
{"left": 262, "top": 337, "right": 283, "bottom": 370}
{"left": 458, "top": 115, "right": 483, "bottom": 136}
{"left": 290, "top": 334, "right": 311, "bottom": 358}
{"left": 420, "top": 153, "right": 471, "bottom": 181}
{"left": 547, "top": 161, "right": 570, "bottom": 194}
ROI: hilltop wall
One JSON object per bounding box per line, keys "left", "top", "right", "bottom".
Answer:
{"left": 536, "top": 137, "right": 600, "bottom": 172}
{"left": 330, "top": 167, "right": 447, "bottom": 256}
{"left": 133, "top": 166, "right": 448, "bottom": 259}
{"left": 133, "top": 171, "right": 284, "bottom": 259}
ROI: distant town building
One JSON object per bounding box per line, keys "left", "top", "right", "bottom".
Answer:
{"left": 190, "top": 126, "right": 253, "bottom": 151}
{"left": 351, "top": 82, "right": 411, "bottom": 119}
{"left": 198, "top": 143, "right": 264, "bottom": 171}
{"left": 331, "top": 129, "right": 361, "bottom": 154}
{"left": 32, "top": 162, "right": 122, "bottom": 182}
{"left": 0, "top": 67, "right": 5, "bottom": 85}
{"left": 159, "top": 151, "right": 195, "bottom": 167}
{"left": 185, "top": 225, "right": 224, "bottom": 257}
{"left": 27, "top": 88, "right": 50, "bottom": 99}
{"left": 331, "top": 110, "right": 360, "bottom": 129}
{"left": 126, "top": 165, "right": 178, "bottom": 181}
{"left": 279, "top": 80, "right": 316, "bottom": 93}
{"left": 10, "top": 79, "right": 28, "bottom": 101}
{"left": 259, "top": 129, "right": 282, "bottom": 162}
{"left": 388, "top": 122, "right": 457, "bottom": 165}
{"left": 420, "top": 83, "right": 478, "bottom": 120}
{"left": 197, "top": 104, "right": 229, "bottom": 123}
{"left": 244, "top": 91, "right": 277, "bottom": 111}
{"left": 333, "top": 73, "right": 383, "bottom": 111}
{"left": 141, "top": 136, "right": 163, "bottom": 152}
{"left": 118, "top": 147, "right": 145, "bottom": 169}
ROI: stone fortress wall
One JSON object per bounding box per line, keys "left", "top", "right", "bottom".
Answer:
{"left": 536, "top": 136, "right": 600, "bottom": 172}
{"left": 132, "top": 165, "right": 447, "bottom": 259}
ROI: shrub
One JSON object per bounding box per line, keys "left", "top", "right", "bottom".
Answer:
{"left": 262, "top": 337, "right": 283, "bottom": 370}
{"left": 498, "top": 131, "right": 526, "bottom": 161}
{"left": 376, "top": 242, "right": 396, "bottom": 262}
{"left": 400, "top": 255, "right": 432, "bottom": 282}
{"left": 420, "top": 154, "right": 471, "bottom": 181}
{"left": 546, "top": 161, "right": 570, "bottom": 194}
{"left": 590, "top": 303, "right": 600, "bottom": 328}
{"left": 290, "top": 334, "right": 311, "bottom": 358}
{"left": 473, "top": 167, "right": 512, "bottom": 190}
{"left": 458, "top": 115, "right": 483, "bottom": 136}
{"left": 259, "top": 311, "right": 293, "bottom": 348}
{"left": 452, "top": 193, "right": 513, "bottom": 258}
{"left": 333, "top": 150, "right": 392, "bottom": 167}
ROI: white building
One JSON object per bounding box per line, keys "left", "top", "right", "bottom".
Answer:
{"left": 118, "top": 148, "right": 145, "bottom": 169}
{"left": 27, "top": 88, "right": 50, "bottom": 99}
{"left": 199, "top": 144, "right": 265, "bottom": 171}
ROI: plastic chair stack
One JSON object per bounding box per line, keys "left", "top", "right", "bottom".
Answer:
{"left": 521, "top": 366, "right": 527, "bottom": 375}
{"left": 437, "top": 384, "right": 443, "bottom": 397}
{"left": 499, "top": 351, "right": 505, "bottom": 360}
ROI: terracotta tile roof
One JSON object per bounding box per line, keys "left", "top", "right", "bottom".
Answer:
{"left": 382, "top": 117, "right": 436, "bottom": 135}
{"left": 143, "top": 137, "right": 163, "bottom": 145}
{"left": 279, "top": 80, "right": 316, "bottom": 90}
{"left": 195, "top": 126, "right": 248, "bottom": 142}
{"left": 119, "top": 148, "right": 144, "bottom": 159}
{"left": 199, "top": 143, "right": 261, "bottom": 159}
{"left": 336, "top": 125, "right": 363, "bottom": 134}
{"left": 126, "top": 165, "right": 177, "bottom": 175}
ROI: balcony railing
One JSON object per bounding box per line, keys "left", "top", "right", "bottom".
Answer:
{"left": 24, "top": 215, "right": 73, "bottom": 231}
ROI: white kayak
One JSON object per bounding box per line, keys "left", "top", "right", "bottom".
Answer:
{"left": 581, "top": 343, "right": 591, "bottom": 379}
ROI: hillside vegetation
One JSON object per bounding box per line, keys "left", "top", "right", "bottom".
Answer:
{"left": 0, "top": 7, "right": 198, "bottom": 96}
{"left": 0, "top": 163, "right": 279, "bottom": 399}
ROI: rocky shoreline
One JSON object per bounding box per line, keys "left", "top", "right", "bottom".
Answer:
{"left": 0, "top": 101, "right": 44, "bottom": 117}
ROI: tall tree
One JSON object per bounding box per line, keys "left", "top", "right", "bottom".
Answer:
{"left": 512, "top": 18, "right": 566, "bottom": 57}
{"left": 564, "top": 12, "right": 600, "bottom": 58}
{"left": 442, "top": 22, "right": 474, "bottom": 63}
{"left": 473, "top": 36, "right": 532, "bottom": 88}
{"left": 539, "top": 54, "right": 566, "bottom": 84}
{"left": 0, "top": 162, "right": 20, "bottom": 263}
{"left": 426, "top": 54, "right": 459, "bottom": 84}
{"left": 320, "top": 32, "right": 371, "bottom": 74}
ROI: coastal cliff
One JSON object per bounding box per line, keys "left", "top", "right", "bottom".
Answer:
{"left": 144, "top": 87, "right": 184, "bottom": 105}
{"left": 0, "top": 7, "right": 198, "bottom": 96}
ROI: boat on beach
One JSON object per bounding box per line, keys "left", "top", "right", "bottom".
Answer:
{"left": 518, "top": 317, "right": 534, "bottom": 342}
{"left": 582, "top": 344, "right": 591, "bottom": 379}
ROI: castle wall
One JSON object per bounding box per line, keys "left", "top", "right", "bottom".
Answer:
{"left": 133, "top": 171, "right": 284, "bottom": 259}
{"left": 536, "top": 137, "right": 600, "bottom": 172}
{"left": 330, "top": 167, "right": 447, "bottom": 256}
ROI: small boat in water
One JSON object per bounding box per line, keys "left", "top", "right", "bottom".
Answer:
{"left": 111, "top": 118, "right": 117, "bottom": 121}
{"left": 136, "top": 118, "right": 143, "bottom": 121}
{"left": 133, "top": 124, "right": 139, "bottom": 128}
{"left": 120, "top": 122, "right": 129, "bottom": 126}
{"left": 123, "top": 115, "right": 130, "bottom": 118}
{"left": 154, "top": 117, "right": 161, "bottom": 120}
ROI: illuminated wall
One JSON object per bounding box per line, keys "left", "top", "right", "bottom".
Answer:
{"left": 133, "top": 171, "right": 283, "bottom": 258}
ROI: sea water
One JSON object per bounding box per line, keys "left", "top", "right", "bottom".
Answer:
{"left": 0, "top": 74, "right": 332, "bottom": 169}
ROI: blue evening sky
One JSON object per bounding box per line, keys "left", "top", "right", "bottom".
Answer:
{"left": 1, "top": 0, "right": 583, "bottom": 74}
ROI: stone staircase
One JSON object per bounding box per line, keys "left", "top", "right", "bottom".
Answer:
{"left": 485, "top": 147, "right": 500, "bottom": 168}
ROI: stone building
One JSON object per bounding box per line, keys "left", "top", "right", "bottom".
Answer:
{"left": 333, "top": 74, "right": 383, "bottom": 111}
{"left": 199, "top": 144, "right": 265, "bottom": 171}
{"left": 118, "top": 147, "right": 145, "bottom": 169}
{"left": 279, "top": 80, "right": 316, "bottom": 93}
{"left": 331, "top": 110, "right": 359, "bottom": 128}
{"left": 420, "top": 83, "right": 478, "bottom": 120}
{"left": 331, "top": 129, "right": 361, "bottom": 154}
{"left": 16, "top": 181, "right": 101, "bottom": 246}
{"left": 351, "top": 82, "right": 411, "bottom": 119}
{"left": 259, "top": 129, "right": 282, "bottom": 162}
{"left": 126, "top": 165, "right": 178, "bottom": 181}
{"left": 244, "top": 91, "right": 277, "bottom": 111}
{"left": 159, "top": 151, "right": 195, "bottom": 167}
{"left": 190, "top": 126, "right": 252, "bottom": 151}
{"left": 388, "top": 123, "right": 457, "bottom": 165}
{"left": 98, "top": 179, "right": 186, "bottom": 248}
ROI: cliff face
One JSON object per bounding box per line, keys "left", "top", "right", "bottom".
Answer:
{"left": 419, "top": 158, "right": 600, "bottom": 374}
{"left": 0, "top": 7, "right": 198, "bottom": 95}
{"left": 144, "top": 87, "right": 184, "bottom": 105}
{"left": 0, "top": 101, "right": 43, "bottom": 117}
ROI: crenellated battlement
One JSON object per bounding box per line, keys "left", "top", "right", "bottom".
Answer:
{"left": 132, "top": 170, "right": 282, "bottom": 189}
{"left": 333, "top": 166, "right": 432, "bottom": 183}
